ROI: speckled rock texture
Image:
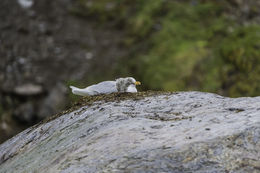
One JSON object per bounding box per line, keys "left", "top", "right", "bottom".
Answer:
{"left": 0, "top": 91, "right": 259, "bottom": 173}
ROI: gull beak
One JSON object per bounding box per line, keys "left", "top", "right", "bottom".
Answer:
{"left": 135, "top": 81, "right": 141, "bottom": 85}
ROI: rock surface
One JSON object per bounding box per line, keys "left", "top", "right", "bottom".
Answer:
{"left": 0, "top": 91, "right": 259, "bottom": 173}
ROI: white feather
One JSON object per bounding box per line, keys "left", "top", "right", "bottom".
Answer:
{"left": 70, "top": 86, "right": 94, "bottom": 96}
{"left": 126, "top": 84, "right": 137, "bottom": 93}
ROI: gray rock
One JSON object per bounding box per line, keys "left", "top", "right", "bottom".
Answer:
{"left": 14, "top": 102, "right": 35, "bottom": 122}
{"left": 38, "top": 83, "right": 68, "bottom": 119}
{"left": 14, "top": 83, "right": 43, "bottom": 96}
{"left": 0, "top": 91, "right": 259, "bottom": 173}
{"left": 17, "top": 0, "right": 34, "bottom": 9}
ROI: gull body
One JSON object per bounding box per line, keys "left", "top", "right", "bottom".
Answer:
{"left": 70, "top": 77, "right": 141, "bottom": 96}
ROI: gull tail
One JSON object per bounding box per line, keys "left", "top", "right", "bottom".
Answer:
{"left": 70, "top": 86, "right": 90, "bottom": 96}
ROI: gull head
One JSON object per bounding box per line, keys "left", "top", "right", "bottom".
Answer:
{"left": 116, "top": 77, "right": 141, "bottom": 93}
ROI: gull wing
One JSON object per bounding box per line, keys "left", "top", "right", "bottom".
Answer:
{"left": 86, "top": 81, "right": 117, "bottom": 94}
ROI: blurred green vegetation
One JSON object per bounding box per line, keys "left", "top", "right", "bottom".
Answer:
{"left": 72, "top": 0, "right": 260, "bottom": 97}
